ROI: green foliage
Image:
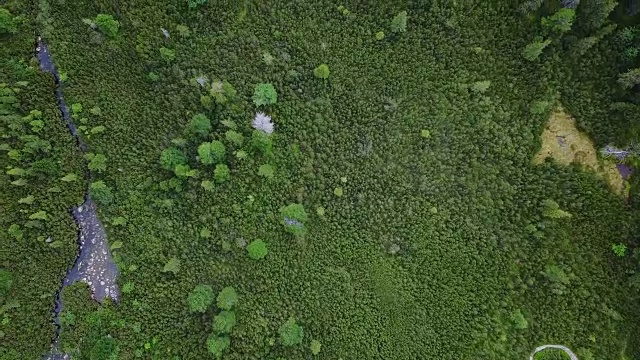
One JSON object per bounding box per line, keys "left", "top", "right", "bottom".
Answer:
{"left": 310, "top": 339, "right": 322, "bottom": 355}
{"left": 206, "top": 335, "right": 229, "bottom": 358}
{"left": 246, "top": 239, "right": 268, "bottom": 260}
{"left": 89, "top": 181, "right": 113, "bottom": 205}
{"left": 188, "top": 284, "right": 214, "bottom": 313}
{"left": 189, "top": 0, "right": 208, "bottom": 9}
{"left": 216, "top": 286, "right": 238, "bottom": 310}
{"left": 251, "top": 130, "right": 273, "bottom": 155}
{"left": 278, "top": 317, "right": 304, "bottom": 346}
{"left": 390, "top": 11, "right": 407, "bottom": 33}
{"left": 198, "top": 141, "right": 225, "bottom": 165}
{"left": 470, "top": 80, "right": 491, "bottom": 93}
{"left": 214, "top": 163, "right": 230, "bottom": 183}
{"left": 160, "top": 147, "right": 186, "bottom": 171}
{"left": 225, "top": 130, "right": 244, "bottom": 147}
{"left": 618, "top": 68, "right": 640, "bottom": 89}
{"left": 252, "top": 83, "right": 277, "bottom": 106}
{"left": 201, "top": 180, "right": 215, "bottom": 191}
{"left": 542, "top": 199, "right": 572, "bottom": 219}
{"left": 188, "top": 113, "right": 211, "bottom": 137}
{"left": 541, "top": 8, "right": 575, "bottom": 34}
{"left": 0, "top": 8, "right": 17, "bottom": 34}
{"left": 212, "top": 310, "right": 236, "bottom": 334}
{"left": 334, "top": 187, "right": 344, "bottom": 197}
{"left": 0, "top": 269, "right": 13, "bottom": 296}
{"left": 257, "top": 163, "right": 274, "bottom": 179}
{"left": 612, "top": 243, "right": 627, "bottom": 257}
{"left": 533, "top": 348, "right": 571, "bottom": 360}
{"left": 313, "top": 64, "right": 330, "bottom": 79}
{"left": 94, "top": 14, "right": 119, "bottom": 38}
{"left": 420, "top": 129, "right": 431, "bottom": 139}
{"left": 159, "top": 47, "right": 176, "bottom": 63}
{"left": 510, "top": 309, "right": 528, "bottom": 329}
{"left": 375, "top": 31, "right": 385, "bottom": 40}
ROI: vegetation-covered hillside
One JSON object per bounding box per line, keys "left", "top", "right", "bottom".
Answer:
{"left": 2, "top": 0, "right": 640, "bottom": 359}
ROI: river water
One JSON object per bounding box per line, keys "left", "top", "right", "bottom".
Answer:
{"left": 36, "top": 37, "right": 119, "bottom": 359}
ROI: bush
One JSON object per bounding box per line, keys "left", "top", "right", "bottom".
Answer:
{"left": 252, "top": 83, "right": 277, "bottom": 106}
{"left": 95, "top": 14, "right": 119, "bottom": 38}
{"left": 278, "top": 317, "right": 304, "bottom": 346}
{"left": 216, "top": 286, "right": 238, "bottom": 310}
{"left": 391, "top": 11, "right": 407, "bottom": 33}
{"left": 214, "top": 164, "right": 230, "bottom": 183}
{"left": 0, "top": 8, "right": 17, "bottom": 34}
{"left": 160, "top": 147, "right": 186, "bottom": 171}
{"left": 206, "top": 335, "right": 229, "bottom": 358}
{"left": 90, "top": 181, "right": 113, "bottom": 205}
{"left": 212, "top": 310, "right": 236, "bottom": 334}
{"left": 313, "top": 64, "right": 330, "bottom": 79}
{"left": 247, "top": 239, "right": 268, "bottom": 260}
{"left": 188, "top": 113, "right": 212, "bottom": 137}
{"left": 188, "top": 284, "right": 214, "bottom": 313}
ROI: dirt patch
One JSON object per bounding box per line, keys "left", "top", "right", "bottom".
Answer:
{"left": 533, "top": 107, "right": 625, "bottom": 195}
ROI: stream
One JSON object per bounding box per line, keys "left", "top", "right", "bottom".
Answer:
{"left": 36, "top": 37, "right": 119, "bottom": 359}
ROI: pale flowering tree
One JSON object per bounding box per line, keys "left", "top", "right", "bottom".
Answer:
{"left": 252, "top": 112, "right": 274, "bottom": 134}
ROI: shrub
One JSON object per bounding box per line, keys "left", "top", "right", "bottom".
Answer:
{"left": 247, "top": 239, "right": 268, "bottom": 260}
{"left": 214, "top": 164, "right": 230, "bottom": 183}
{"left": 212, "top": 310, "right": 236, "bottom": 334}
{"left": 523, "top": 37, "right": 551, "bottom": 61}
{"left": 278, "top": 317, "right": 304, "bottom": 346}
{"left": 391, "top": 11, "right": 408, "bottom": 33}
{"left": 159, "top": 47, "right": 176, "bottom": 63}
{"left": 206, "top": 335, "right": 229, "bottom": 358}
{"left": 90, "top": 181, "right": 113, "bottom": 205}
{"left": 188, "top": 284, "right": 214, "bottom": 313}
{"left": 313, "top": 64, "right": 330, "bottom": 79}
{"left": 188, "top": 113, "right": 211, "bottom": 137}
{"left": 160, "top": 147, "right": 186, "bottom": 171}
{"left": 216, "top": 286, "right": 238, "bottom": 310}
{"left": 280, "top": 203, "right": 308, "bottom": 237}
{"left": 0, "top": 8, "right": 17, "bottom": 34}
{"left": 252, "top": 83, "right": 277, "bottom": 106}
{"left": 95, "top": 14, "right": 119, "bottom": 38}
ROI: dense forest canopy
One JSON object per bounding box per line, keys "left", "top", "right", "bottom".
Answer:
{"left": 2, "top": 0, "right": 640, "bottom": 359}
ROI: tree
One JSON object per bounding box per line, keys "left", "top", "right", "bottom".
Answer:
{"left": 541, "top": 8, "right": 575, "bottom": 34}
{"left": 253, "top": 83, "right": 277, "bottom": 106}
{"left": 89, "top": 181, "right": 113, "bottom": 205}
{"left": 252, "top": 130, "right": 273, "bottom": 155}
{"left": 618, "top": 68, "right": 640, "bottom": 89}
{"left": 206, "top": 335, "right": 229, "bottom": 358}
{"left": 247, "top": 239, "right": 268, "bottom": 260}
{"left": 188, "top": 113, "right": 211, "bottom": 137}
{"left": 0, "top": 269, "right": 13, "bottom": 297}
{"left": 0, "top": 8, "right": 17, "bottom": 34}
{"left": 258, "top": 164, "right": 275, "bottom": 179}
{"left": 198, "top": 141, "right": 226, "bottom": 165}
{"left": 159, "top": 47, "right": 175, "bottom": 63}
{"left": 225, "top": 130, "right": 244, "bottom": 146}
{"left": 216, "top": 286, "right": 238, "bottom": 310}
{"left": 510, "top": 309, "right": 528, "bottom": 329}
{"left": 212, "top": 310, "right": 236, "bottom": 334}
{"left": 188, "top": 284, "right": 214, "bottom": 313}
{"left": 391, "top": 11, "right": 408, "bottom": 33}
{"left": 313, "top": 64, "right": 330, "bottom": 79}
{"left": 278, "top": 317, "right": 304, "bottom": 346}
{"left": 542, "top": 199, "right": 572, "bottom": 219}
{"left": 310, "top": 340, "right": 322, "bottom": 355}
{"left": 214, "top": 164, "right": 230, "bottom": 183}
{"left": 280, "top": 203, "right": 308, "bottom": 237}
{"left": 95, "top": 14, "right": 119, "bottom": 38}
{"left": 522, "top": 37, "right": 551, "bottom": 61}
{"left": 87, "top": 153, "right": 107, "bottom": 173}
{"left": 89, "top": 336, "right": 119, "bottom": 360}
{"left": 160, "top": 147, "right": 186, "bottom": 171}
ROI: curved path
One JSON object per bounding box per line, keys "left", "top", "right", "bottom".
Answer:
{"left": 529, "top": 345, "right": 578, "bottom": 360}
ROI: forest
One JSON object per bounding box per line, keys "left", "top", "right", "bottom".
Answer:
{"left": 2, "top": 0, "right": 640, "bottom": 359}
